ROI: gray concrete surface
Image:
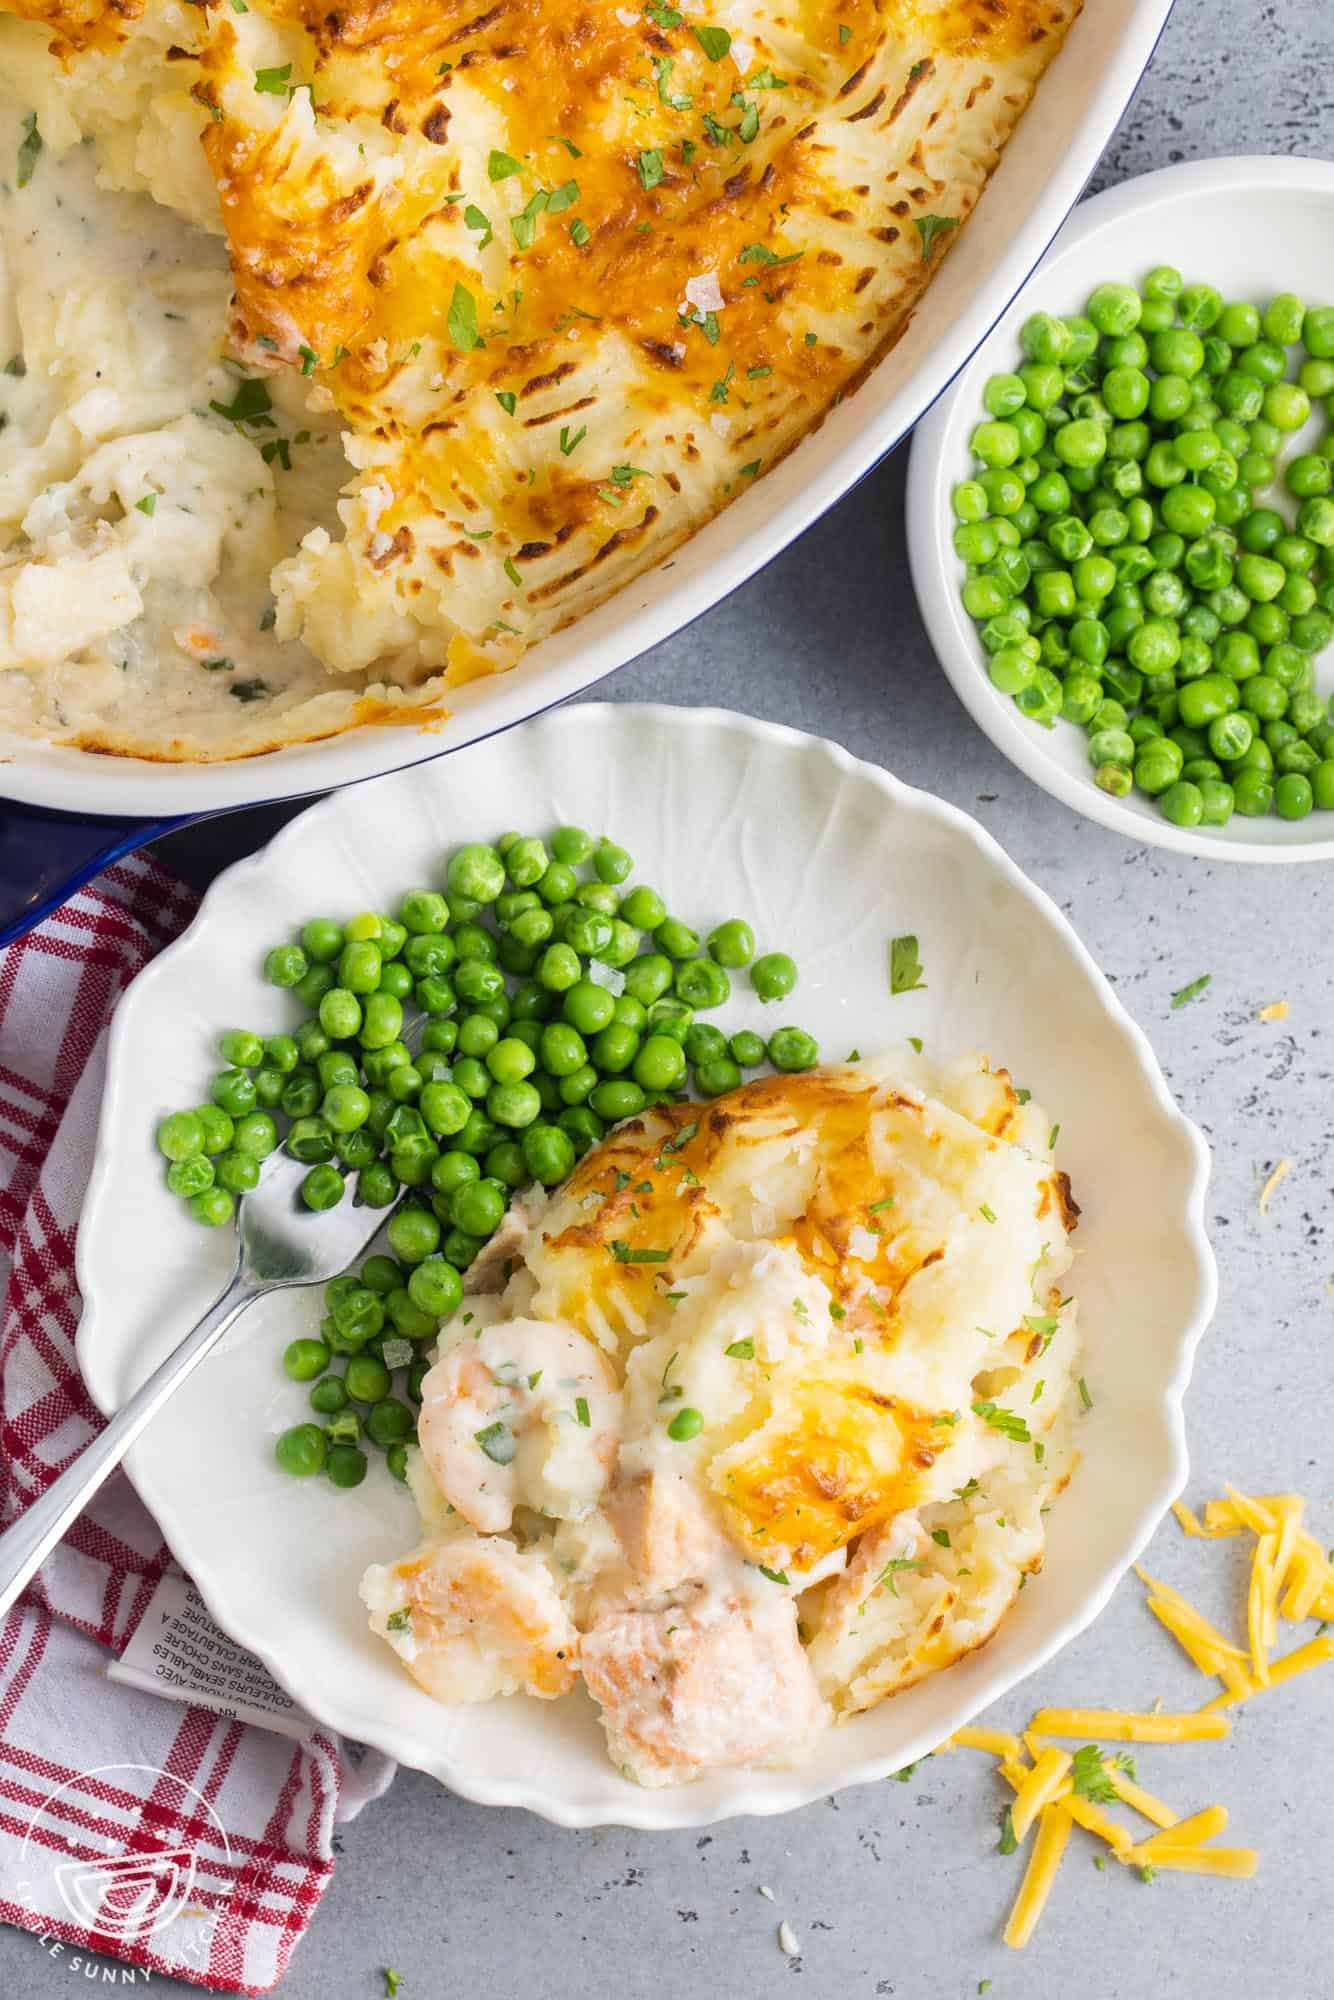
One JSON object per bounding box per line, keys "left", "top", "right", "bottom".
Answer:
{"left": 6, "top": 1, "right": 1334, "bottom": 1993}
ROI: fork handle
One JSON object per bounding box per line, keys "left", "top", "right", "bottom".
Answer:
{"left": 0, "top": 1267, "right": 256, "bottom": 1621}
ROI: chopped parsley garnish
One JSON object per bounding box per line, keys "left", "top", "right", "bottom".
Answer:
{"left": 890, "top": 1761, "right": 918, "bottom": 1783}
{"left": 298, "top": 345, "right": 318, "bottom": 376}
{"left": 637, "top": 148, "right": 665, "bottom": 191}
{"left": 646, "top": 0, "right": 683, "bottom": 22}
{"left": 464, "top": 204, "right": 493, "bottom": 247}
{"left": 930, "top": 1528, "right": 952, "bottom": 1548}
{"left": 747, "top": 364, "right": 771, "bottom": 379}
{"left": 829, "top": 1301, "right": 846, "bottom": 1321}
{"left": 658, "top": 1120, "right": 697, "bottom": 1159}
{"left": 868, "top": 1195, "right": 895, "bottom": 1213}
{"left": 931, "top": 1410, "right": 960, "bottom": 1428}
{"left": 495, "top": 390, "right": 517, "bottom": 414}
{"left": 512, "top": 189, "right": 549, "bottom": 249}
{"left": 1015, "top": 1086, "right": 1032, "bottom": 1104}
{"left": 546, "top": 179, "right": 580, "bottom": 213}
{"left": 735, "top": 97, "right": 760, "bottom": 143}
{"left": 653, "top": 57, "right": 692, "bottom": 110}
{"left": 998, "top": 1808, "right": 1018, "bottom": 1855}
{"left": 610, "top": 1240, "right": 671, "bottom": 1263}
{"left": 134, "top": 494, "right": 157, "bottom": 517}
{"left": 447, "top": 284, "right": 482, "bottom": 353}
{"left": 724, "top": 1337, "right": 754, "bottom": 1359}
{"left": 738, "top": 242, "right": 802, "bottom": 268}
{"left": 559, "top": 424, "right": 586, "bottom": 456}
{"left": 1171, "top": 973, "right": 1211, "bottom": 1008}
{"left": 978, "top": 1203, "right": 997, "bottom": 1224}
{"left": 385, "top": 1609, "right": 411, "bottom": 1634}
{"left": 16, "top": 114, "right": 41, "bottom": 189}
{"left": 575, "top": 1396, "right": 591, "bottom": 1427}
{"left": 475, "top": 1421, "right": 515, "bottom": 1464}
{"left": 570, "top": 218, "right": 591, "bottom": 247}
{"left": 889, "top": 933, "right": 926, "bottom": 994}
{"left": 915, "top": 213, "right": 959, "bottom": 262}
{"left": 876, "top": 1556, "right": 926, "bottom": 1596}
{"left": 693, "top": 23, "right": 731, "bottom": 58}
{"left": 955, "top": 1477, "right": 981, "bottom": 1502}
{"left": 908, "top": 1034, "right": 923, "bottom": 1052}
{"left": 758, "top": 1564, "right": 789, "bottom": 1585}
{"left": 229, "top": 679, "right": 270, "bottom": 703}
{"left": 610, "top": 462, "right": 649, "bottom": 484}
{"left": 528, "top": 1369, "right": 542, "bottom": 1390}
{"left": 1030, "top": 1378, "right": 1045, "bottom": 1404}
{"left": 503, "top": 555, "right": 523, "bottom": 588}
{"left": 748, "top": 67, "right": 787, "bottom": 89}
{"left": 710, "top": 360, "right": 734, "bottom": 404}
{"left": 2, "top": 355, "right": 25, "bottom": 377}
{"left": 202, "top": 656, "right": 234, "bottom": 673}
{"left": 739, "top": 458, "right": 761, "bottom": 477}
{"left": 253, "top": 63, "right": 293, "bottom": 94}
{"left": 972, "top": 1400, "right": 1030, "bottom": 1443}
{"left": 839, "top": 22, "right": 852, "bottom": 41}
{"left": 209, "top": 377, "right": 274, "bottom": 430}
{"left": 488, "top": 149, "right": 522, "bottom": 181}
{"left": 384, "top": 1972, "right": 404, "bottom": 1999}
{"left": 1024, "top": 1313, "right": 1059, "bottom": 1341}
{"left": 1048, "top": 1123, "right": 1060, "bottom": 1149}
{"left": 1078, "top": 1376, "right": 1093, "bottom": 1411}
{"left": 1071, "top": 1744, "right": 1134, "bottom": 1804}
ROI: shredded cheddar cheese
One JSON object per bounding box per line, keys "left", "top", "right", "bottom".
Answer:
{"left": 951, "top": 1476, "right": 1332, "bottom": 1951}
{"left": 1003, "top": 1804, "right": 1072, "bottom": 1950}
{"left": 1256, "top": 1000, "right": 1289, "bottom": 1022}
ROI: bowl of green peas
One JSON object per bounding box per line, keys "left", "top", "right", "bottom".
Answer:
{"left": 908, "top": 155, "right": 1334, "bottom": 859}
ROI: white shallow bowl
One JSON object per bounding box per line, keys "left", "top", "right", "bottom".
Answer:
{"left": 77, "top": 706, "right": 1215, "bottom": 1829}
{"left": 3, "top": 0, "right": 1176, "bottom": 820}
{"left": 908, "top": 155, "right": 1334, "bottom": 863}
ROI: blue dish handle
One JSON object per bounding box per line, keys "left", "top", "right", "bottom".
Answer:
{"left": 0, "top": 805, "right": 192, "bottom": 947}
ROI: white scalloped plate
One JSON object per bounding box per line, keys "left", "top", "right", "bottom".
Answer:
{"left": 76, "top": 706, "right": 1215, "bottom": 1829}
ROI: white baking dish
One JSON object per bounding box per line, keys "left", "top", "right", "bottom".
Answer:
{"left": 1, "top": 0, "right": 1175, "bottom": 820}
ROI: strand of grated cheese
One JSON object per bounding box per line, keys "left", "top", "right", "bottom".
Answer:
{"left": 1132, "top": 1805, "right": 1228, "bottom": 1853}
{"left": 1027, "top": 1708, "right": 1230, "bottom": 1744}
{"left": 1123, "top": 1844, "right": 1259, "bottom": 1879}
{"left": 1009, "top": 1747, "right": 1072, "bottom": 1844}
{"left": 1003, "top": 1804, "right": 1072, "bottom": 1950}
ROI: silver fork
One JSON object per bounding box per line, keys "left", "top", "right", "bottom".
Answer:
{"left": 0, "top": 1140, "right": 398, "bottom": 1620}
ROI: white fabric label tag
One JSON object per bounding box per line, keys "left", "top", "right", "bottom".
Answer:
{"left": 108, "top": 1568, "right": 318, "bottom": 1742}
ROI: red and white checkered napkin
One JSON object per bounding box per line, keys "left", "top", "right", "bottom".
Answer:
{"left": 0, "top": 852, "right": 393, "bottom": 1995}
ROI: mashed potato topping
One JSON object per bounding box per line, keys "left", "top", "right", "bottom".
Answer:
{"left": 0, "top": 0, "right": 1078, "bottom": 759}
{"left": 362, "top": 1051, "right": 1082, "bottom": 1787}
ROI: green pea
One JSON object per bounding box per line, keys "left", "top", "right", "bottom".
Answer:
{"left": 667, "top": 1406, "right": 704, "bottom": 1442}
{"left": 983, "top": 370, "right": 1026, "bottom": 418}
{"left": 768, "top": 1027, "right": 819, "bottom": 1073}
{"left": 484, "top": 1141, "right": 527, "bottom": 1190}
{"left": 1085, "top": 282, "right": 1142, "bottom": 337}
{"left": 632, "top": 1034, "right": 687, "bottom": 1092}
{"left": 557, "top": 1063, "right": 598, "bottom": 1106}
{"left": 563, "top": 980, "right": 616, "bottom": 1035}
{"left": 545, "top": 824, "right": 590, "bottom": 866}
{"left": 589, "top": 839, "right": 631, "bottom": 884}
{"left": 1177, "top": 675, "right": 1240, "bottom": 729}
{"left": 723, "top": 1029, "right": 763, "bottom": 1069}
{"left": 750, "top": 952, "right": 797, "bottom": 1003}
{"left": 694, "top": 1056, "right": 741, "bottom": 1097}
{"left": 521, "top": 1121, "right": 577, "bottom": 1186}
{"left": 589, "top": 1078, "right": 646, "bottom": 1122}
{"left": 215, "top": 1149, "right": 260, "bottom": 1194}
{"left": 1310, "top": 759, "right": 1334, "bottom": 811}
{"left": 1275, "top": 772, "right": 1314, "bottom": 819}
{"left": 653, "top": 917, "right": 700, "bottom": 961}
{"left": 448, "top": 1177, "right": 504, "bottom": 1238}
{"left": 1094, "top": 762, "right": 1133, "bottom": 797}
{"left": 675, "top": 958, "right": 730, "bottom": 1010}
{"left": 157, "top": 1110, "right": 205, "bottom": 1162}
{"left": 556, "top": 1106, "right": 605, "bottom": 1158}
{"left": 620, "top": 953, "right": 671, "bottom": 1006}
{"left": 308, "top": 1375, "right": 347, "bottom": 1416}
{"left": 1208, "top": 712, "right": 1253, "bottom": 762}
{"left": 166, "top": 1155, "right": 214, "bottom": 1198}
{"left": 264, "top": 943, "right": 309, "bottom": 989}
{"left": 326, "top": 1443, "right": 368, "bottom": 1488}
{"left": 300, "top": 1164, "right": 344, "bottom": 1211}
{"left": 590, "top": 1021, "right": 639, "bottom": 1073}
{"left": 953, "top": 478, "right": 989, "bottom": 522}
{"left": 275, "top": 1423, "right": 327, "bottom": 1477}
{"left": 345, "top": 1354, "right": 392, "bottom": 1404}
{"left": 486, "top": 1079, "right": 541, "bottom": 1129}
{"left": 357, "top": 1162, "right": 399, "bottom": 1208}
{"left": 1157, "top": 780, "right": 1204, "bottom": 828}
{"left": 388, "top": 1205, "right": 441, "bottom": 1265}
{"left": 432, "top": 1149, "right": 480, "bottom": 1198}
{"left": 1087, "top": 727, "right": 1134, "bottom": 768}
{"left": 210, "top": 1068, "right": 256, "bottom": 1117}
{"left": 1233, "top": 767, "right": 1275, "bottom": 816}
